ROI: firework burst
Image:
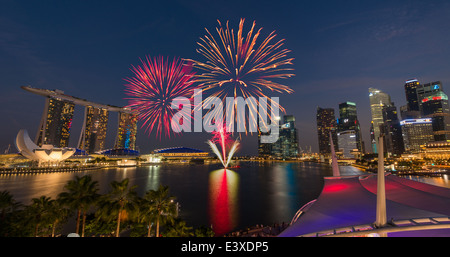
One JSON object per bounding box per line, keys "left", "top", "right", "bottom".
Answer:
{"left": 186, "top": 18, "right": 294, "bottom": 128}
{"left": 207, "top": 123, "right": 240, "bottom": 168}
{"left": 124, "top": 56, "right": 197, "bottom": 138}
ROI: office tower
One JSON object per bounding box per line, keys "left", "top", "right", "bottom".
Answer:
{"left": 337, "top": 130, "right": 357, "bottom": 158}
{"left": 316, "top": 107, "right": 338, "bottom": 155}
{"left": 78, "top": 106, "right": 109, "bottom": 154}
{"left": 258, "top": 115, "right": 298, "bottom": 158}
{"left": 258, "top": 130, "right": 272, "bottom": 158}
{"left": 421, "top": 90, "right": 450, "bottom": 141}
{"left": 381, "top": 105, "right": 404, "bottom": 156}
{"left": 369, "top": 121, "right": 376, "bottom": 153}
{"left": 258, "top": 115, "right": 277, "bottom": 158}
{"left": 400, "top": 105, "right": 419, "bottom": 120}
{"left": 400, "top": 80, "right": 450, "bottom": 142}
{"left": 400, "top": 118, "right": 434, "bottom": 153}
{"left": 338, "top": 102, "right": 358, "bottom": 130}
{"left": 35, "top": 96, "right": 75, "bottom": 148}
{"left": 279, "top": 115, "right": 299, "bottom": 158}
{"left": 114, "top": 111, "right": 138, "bottom": 150}
{"left": 369, "top": 88, "right": 392, "bottom": 153}
{"left": 338, "top": 101, "right": 364, "bottom": 154}
{"left": 404, "top": 79, "right": 421, "bottom": 113}
{"left": 416, "top": 81, "right": 445, "bottom": 112}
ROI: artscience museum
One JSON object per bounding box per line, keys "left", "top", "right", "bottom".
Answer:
{"left": 15, "top": 129, "right": 75, "bottom": 166}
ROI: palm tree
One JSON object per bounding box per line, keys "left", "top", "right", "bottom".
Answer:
{"left": 48, "top": 199, "right": 70, "bottom": 237}
{"left": 166, "top": 218, "right": 193, "bottom": 237}
{"left": 135, "top": 191, "right": 157, "bottom": 237}
{"left": 146, "top": 185, "right": 177, "bottom": 237}
{"left": 58, "top": 175, "right": 100, "bottom": 237}
{"left": 99, "top": 178, "right": 137, "bottom": 237}
{"left": 0, "top": 191, "right": 16, "bottom": 220}
{"left": 28, "top": 196, "right": 53, "bottom": 236}
{"left": 195, "top": 225, "right": 215, "bottom": 237}
{"left": 0, "top": 190, "right": 22, "bottom": 236}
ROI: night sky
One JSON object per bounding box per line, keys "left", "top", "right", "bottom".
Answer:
{"left": 1, "top": 0, "right": 450, "bottom": 156}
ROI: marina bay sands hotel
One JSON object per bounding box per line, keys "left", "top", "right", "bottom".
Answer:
{"left": 21, "top": 86, "right": 137, "bottom": 154}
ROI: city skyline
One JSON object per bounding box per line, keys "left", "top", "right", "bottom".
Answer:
{"left": 2, "top": 1, "right": 450, "bottom": 155}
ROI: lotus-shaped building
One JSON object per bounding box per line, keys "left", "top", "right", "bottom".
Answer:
{"left": 15, "top": 129, "right": 75, "bottom": 165}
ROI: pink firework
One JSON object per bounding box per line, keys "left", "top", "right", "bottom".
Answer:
{"left": 124, "top": 56, "right": 197, "bottom": 138}
{"left": 211, "top": 124, "right": 230, "bottom": 162}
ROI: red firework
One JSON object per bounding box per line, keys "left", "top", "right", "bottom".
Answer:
{"left": 211, "top": 123, "right": 230, "bottom": 162}
{"left": 124, "top": 56, "right": 197, "bottom": 138}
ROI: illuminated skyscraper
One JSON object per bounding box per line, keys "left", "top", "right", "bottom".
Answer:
{"left": 404, "top": 79, "right": 421, "bottom": 112}
{"left": 23, "top": 86, "right": 137, "bottom": 154}
{"left": 114, "top": 111, "right": 138, "bottom": 150}
{"left": 381, "top": 105, "right": 404, "bottom": 156}
{"left": 258, "top": 115, "right": 298, "bottom": 158}
{"left": 258, "top": 130, "right": 272, "bottom": 158}
{"left": 369, "top": 88, "right": 392, "bottom": 153}
{"left": 416, "top": 81, "right": 445, "bottom": 112}
{"left": 400, "top": 118, "right": 434, "bottom": 153}
{"left": 338, "top": 101, "right": 364, "bottom": 154}
{"left": 279, "top": 115, "right": 299, "bottom": 158}
{"left": 35, "top": 95, "right": 75, "bottom": 148}
{"left": 78, "top": 106, "right": 109, "bottom": 154}
{"left": 370, "top": 121, "right": 376, "bottom": 153}
{"left": 337, "top": 130, "right": 357, "bottom": 158}
{"left": 419, "top": 82, "right": 450, "bottom": 141}
{"left": 316, "top": 107, "right": 338, "bottom": 155}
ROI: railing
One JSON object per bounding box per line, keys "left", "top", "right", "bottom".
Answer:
{"left": 299, "top": 217, "right": 450, "bottom": 237}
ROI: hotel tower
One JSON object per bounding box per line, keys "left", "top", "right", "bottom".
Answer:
{"left": 22, "top": 86, "right": 137, "bottom": 154}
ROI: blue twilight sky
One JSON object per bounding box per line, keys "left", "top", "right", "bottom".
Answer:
{"left": 1, "top": 0, "right": 450, "bottom": 155}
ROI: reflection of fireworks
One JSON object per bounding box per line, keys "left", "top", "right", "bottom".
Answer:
{"left": 209, "top": 169, "right": 239, "bottom": 236}
{"left": 124, "top": 56, "right": 197, "bottom": 138}
{"left": 186, "top": 18, "right": 294, "bottom": 126}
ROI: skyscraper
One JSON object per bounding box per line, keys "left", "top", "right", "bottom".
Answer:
{"left": 258, "top": 130, "right": 272, "bottom": 158}
{"left": 382, "top": 105, "right": 404, "bottom": 156}
{"left": 404, "top": 79, "right": 420, "bottom": 112}
{"left": 337, "top": 130, "right": 357, "bottom": 158}
{"left": 420, "top": 88, "right": 450, "bottom": 141}
{"left": 78, "top": 106, "right": 109, "bottom": 154}
{"left": 22, "top": 86, "right": 138, "bottom": 154}
{"left": 258, "top": 115, "right": 298, "bottom": 159}
{"left": 400, "top": 118, "right": 434, "bottom": 153}
{"left": 369, "top": 88, "right": 392, "bottom": 153}
{"left": 35, "top": 96, "right": 75, "bottom": 148}
{"left": 114, "top": 111, "right": 138, "bottom": 150}
{"left": 369, "top": 121, "right": 376, "bottom": 153}
{"left": 416, "top": 81, "right": 445, "bottom": 112}
{"left": 338, "top": 101, "right": 363, "bottom": 154}
{"left": 316, "top": 107, "right": 338, "bottom": 155}
{"left": 279, "top": 115, "right": 299, "bottom": 158}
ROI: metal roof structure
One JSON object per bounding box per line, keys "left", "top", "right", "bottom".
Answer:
{"left": 279, "top": 174, "right": 450, "bottom": 237}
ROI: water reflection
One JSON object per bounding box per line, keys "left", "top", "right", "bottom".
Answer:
{"left": 269, "top": 163, "right": 297, "bottom": 220}
{"left": 144, "top": 165, "right": 161, "bottom": 191}
{"left": 209, "top": 169, "right": 239, "bottom": 236}
{"left": 402, "top": 174, "right": 449, "bottom": 188}
{"left": 1, "top": 163, "right": 448, "bottom": 234}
